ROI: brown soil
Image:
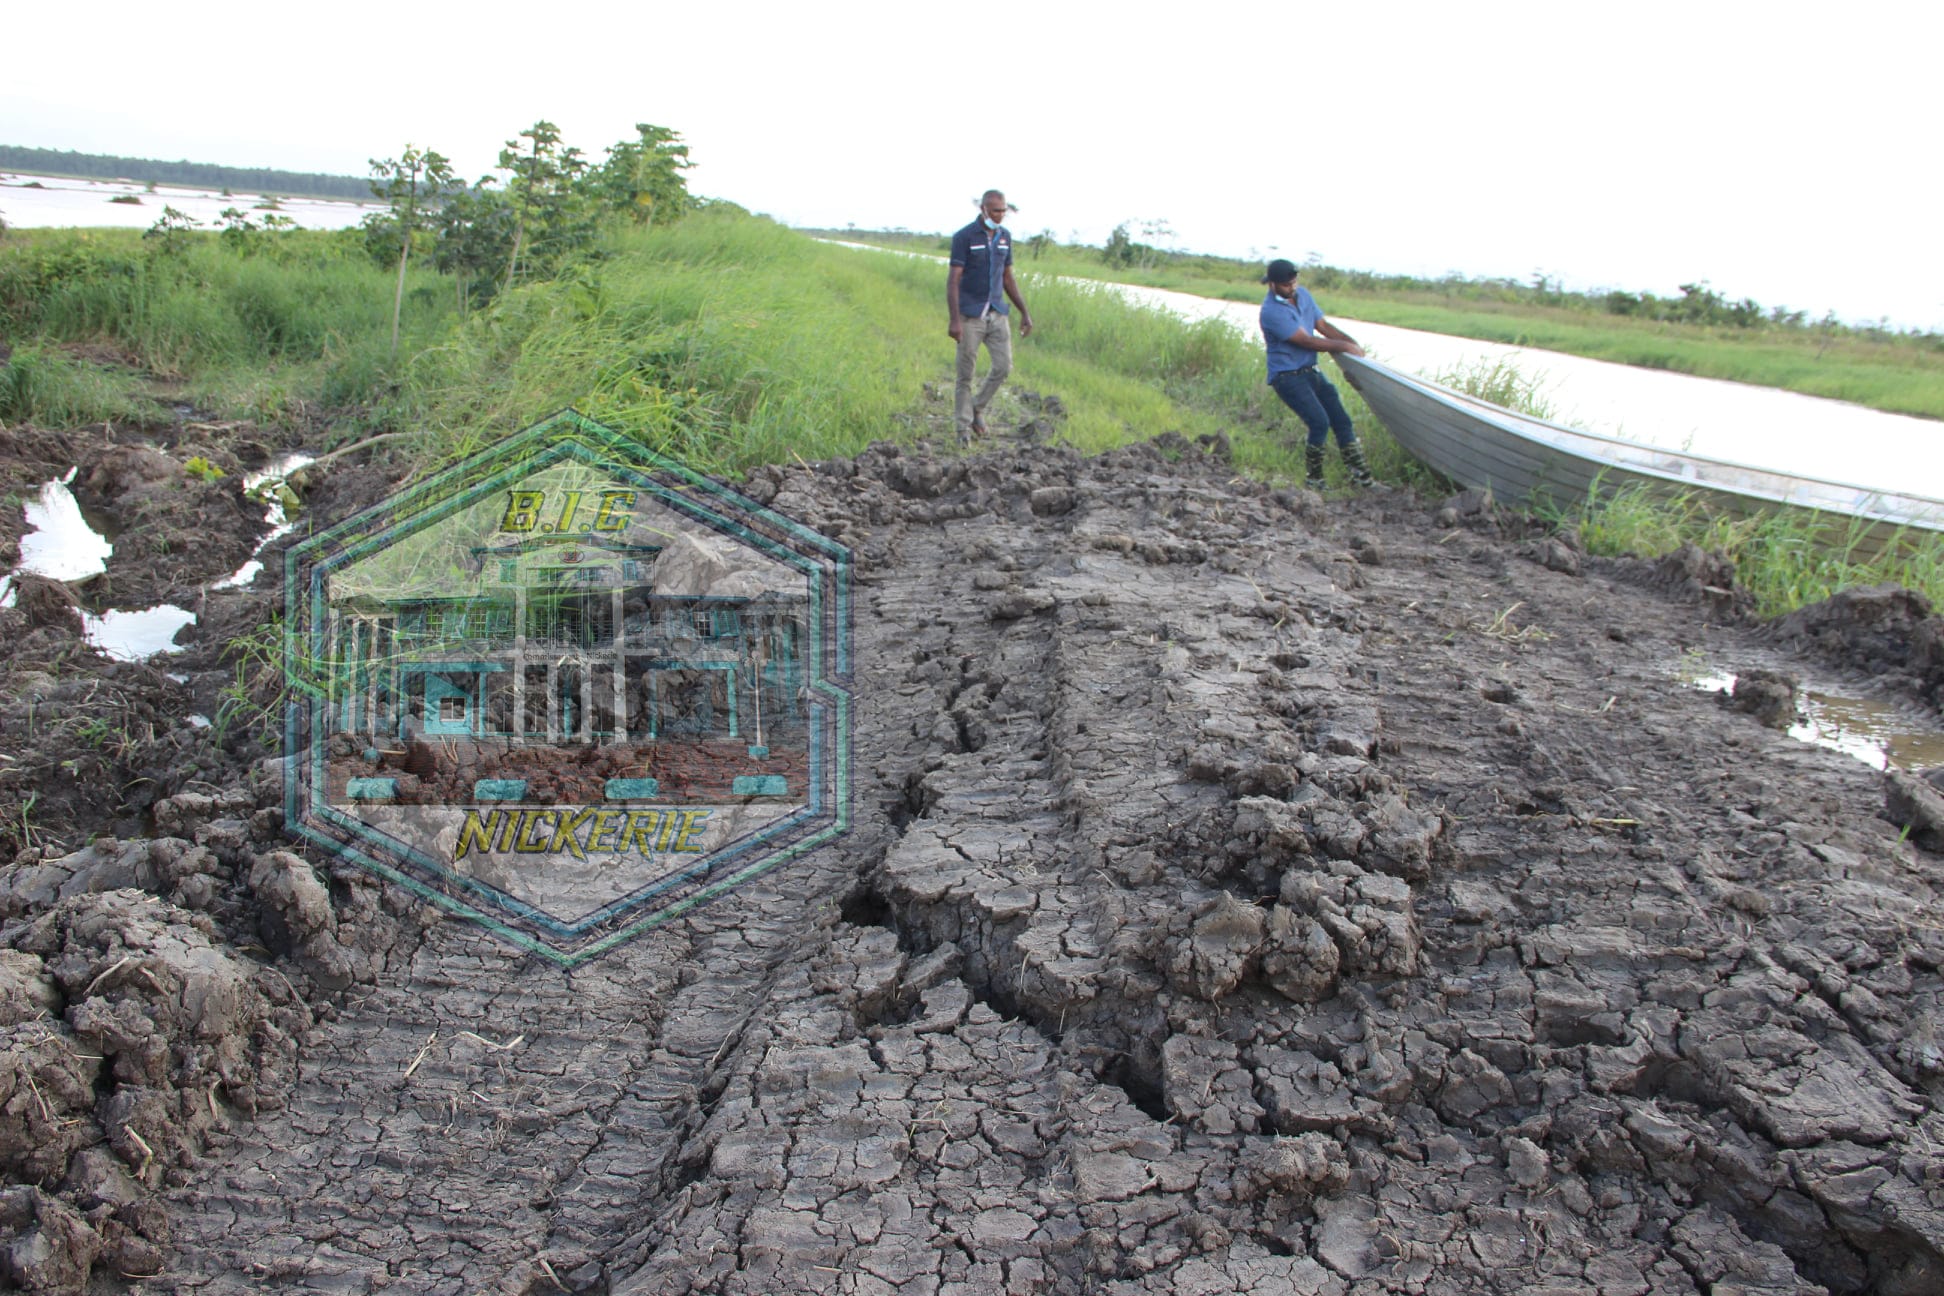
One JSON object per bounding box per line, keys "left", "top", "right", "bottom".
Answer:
{"left": 4, "top": 407, "right": 1944, "bottom": 1293}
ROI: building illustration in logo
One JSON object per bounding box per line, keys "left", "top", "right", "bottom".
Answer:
{"left": 283, "top": 411, "right": 852, "bottom": 964}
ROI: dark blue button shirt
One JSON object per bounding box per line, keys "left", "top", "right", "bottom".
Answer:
{"left": 950, "top": 219, "right": 1013, "bottom": 318}
{"left": 1260, "top": 286, "right": 1326, "bottom": 378}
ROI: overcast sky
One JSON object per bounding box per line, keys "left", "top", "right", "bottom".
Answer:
{"left": 5, "top": 0, "right": 1939, "bottom": 329}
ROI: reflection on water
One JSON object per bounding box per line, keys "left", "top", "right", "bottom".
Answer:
{"left": 1687, "top": 670, "right": 1944, "bottom": 772}
{"left": 1789, "top": 691, "right": 1944, "bottom": 773}
{"left": 7, "top": 450, "right": 321, "bottom": 658}
{"left": 82, "top": 604, "right": 196, "bottom": 661}
{"left": 17, "top": 472, "right": 112, "bottom": 582}
{"left": 214, "top": 451, "right": 317, "bottom": 589}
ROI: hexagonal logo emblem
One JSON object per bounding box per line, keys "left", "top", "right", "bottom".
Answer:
{"left": 282, "top": 411, "right": 852, "bottom": 964}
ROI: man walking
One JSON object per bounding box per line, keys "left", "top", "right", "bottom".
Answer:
{"left": 948, "top": 190, "right": 1034, "bottom": 443}
{"left": 1259, "top": 258, "right": 1374, "bottom": 490}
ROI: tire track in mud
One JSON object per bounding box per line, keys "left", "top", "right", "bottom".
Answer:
{"left": 598, "top": 442, "right": 1944, "bottom": 1294}
{"left": 1338, "top": 505, "right": 1944, "bottom": 1295}
{"left": 13, "top": 432, "right": 1944, "bottom": 1293}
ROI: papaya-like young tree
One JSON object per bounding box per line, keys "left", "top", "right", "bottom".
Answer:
{"left": 591, "top": 123, "right": 694, "bottom": 226}
{"left": 498, "top": 121, "right": 591, "bottom": 289}
{"left": 369, "top": 145, "right": 455, "bottom": 359}
{"left": 432, "top": 181, "right": 515, "bottom": 317}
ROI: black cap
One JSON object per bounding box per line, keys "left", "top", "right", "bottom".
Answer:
{"left": 1261, "top": 258, "right": 1299, "bottom": 284}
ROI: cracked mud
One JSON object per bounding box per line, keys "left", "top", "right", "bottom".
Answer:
{"left": 6, "top": 416, "right": 1944, "bottom": 1293}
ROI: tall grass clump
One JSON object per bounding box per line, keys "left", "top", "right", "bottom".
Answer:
{"left": 0, "top": 345, "right": 155, "bottom": 426}
{"left": 0, "top": 227, "right": 454, "bottom": 426}
{"left": 404, "top": 211, "right": 943, "bottom": 473}
{"left": 1430, "top": 357, "right": 1559, "bottom": 421}
{"left": 1553, "top": 479, "right": 1944, "bottom": 615}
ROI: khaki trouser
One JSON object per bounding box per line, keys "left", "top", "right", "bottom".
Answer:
{"left": 954, "top": 311, "right": 1012, "bottom": 436}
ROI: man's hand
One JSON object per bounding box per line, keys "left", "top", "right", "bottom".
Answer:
{"left": 1339, "top": 341, "right": 1365, "bottom": 358}
{"left": 1018, "top": 315, "right": 1034, "bottom": 338}
{"left": 948, "top": 318, "right": 962, "bottom": 341}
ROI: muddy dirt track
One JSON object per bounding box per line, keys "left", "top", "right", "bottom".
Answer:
{"left": 7, "top": 411, "right": 1944, "bottom": 1294}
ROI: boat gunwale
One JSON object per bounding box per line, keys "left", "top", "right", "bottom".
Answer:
{"left": 1339, "top": 354, "right": 1944, "bottom": 534}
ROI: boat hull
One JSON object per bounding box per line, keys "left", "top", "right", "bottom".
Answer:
{"left": 1336, "top": 354, "right": 1944, "bottom": 562}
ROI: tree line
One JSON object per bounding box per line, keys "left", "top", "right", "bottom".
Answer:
{"left": 0, "top": 145, "right": 371, "bottom": 199}
{"left": 1081, "top": 226, "right": 1936, "bottom": 343}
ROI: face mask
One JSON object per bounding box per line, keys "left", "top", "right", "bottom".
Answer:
{"left": 982, "top": 216, "right": 1000, "bottom": 231}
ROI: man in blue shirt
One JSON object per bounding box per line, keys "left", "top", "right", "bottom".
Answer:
{"left": 1258, "top": 258, "right": 1374, "bottom": 490}
{"left": 947, "top": 190, "right": 1035, "bottom": 444}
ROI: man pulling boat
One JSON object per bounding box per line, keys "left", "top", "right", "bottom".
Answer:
{"left": 1259, "top": 258, "right": 1375, "bottom": 490}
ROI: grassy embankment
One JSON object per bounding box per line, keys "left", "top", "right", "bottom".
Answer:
{"left": 3, "top": 211, "right": 1941, "bottom": 615}
{"left": 0, "top": 212, "right": 1369, "bottom": 482}
{"left": 825, "top": 230, "right": 1944, "bottom": 423}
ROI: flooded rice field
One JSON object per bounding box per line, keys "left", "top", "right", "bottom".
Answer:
{"left": 0, "top": 170, "right": 379, "bottom": 232}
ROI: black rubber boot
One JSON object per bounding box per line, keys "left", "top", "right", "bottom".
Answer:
{"left": 1305, "top": 445, "right": 1327, "bottom": 491}
{"left": 1341, "top": 438, "right": 1376, "bottom": 488}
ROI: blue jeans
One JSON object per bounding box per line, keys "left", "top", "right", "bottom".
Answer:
{"left": 1270, "top": 367, "right": 1357, "bottom": 450}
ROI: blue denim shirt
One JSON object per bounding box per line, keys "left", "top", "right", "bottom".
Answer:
{"left": 1260, "top": 286, "right": 1325, "bottom": 378}
{"left": 950, "top": 219, "right": 1013, "bottom": 318}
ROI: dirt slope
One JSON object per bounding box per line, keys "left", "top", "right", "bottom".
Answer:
{"left": 5, "top": 421, "right": 1944, "bottom": 1294}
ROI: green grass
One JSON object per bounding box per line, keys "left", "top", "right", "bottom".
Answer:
{"left": 0, "top": 344, "right": 157, "bottom": 425}
{"left": 1539, "top": 478, "right": 1944, "bottom": 615}
{"left": 1320, "top": 292, "right": 1944, "bottom": 419}
{"left": 0, "top": 226, "right": 454, "bottom": 429}
{"left": 1431, "top": 356, "right": 1944, "bottom": 613}
{"left": 1429, "top": 357, "right": 1559, "bottom": 422}
{"left": 390, "top": 211, "right": 1393, "bottom": 485}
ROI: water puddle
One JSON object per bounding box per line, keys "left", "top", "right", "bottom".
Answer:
{"left": 1688, "top": 671, "right": 1944, "bottom": 772}
{"left": 81, "top": 605, "right": 197, "bottom": 662}
{"left": 17, "top": 471, "right": 113, "bottom": 581}
{"left": 213, "top": 451, "right": 315, "bottom": 590}
{"left": 6, "top": 450, "right": 314, "bottom": 661}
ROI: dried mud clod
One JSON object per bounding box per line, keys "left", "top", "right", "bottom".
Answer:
{"left": 0, "top": 891, "right": 313, "bottom": 1286}
{"left": 1721, "top": 667, "right": 1802, "bottom": 729}
{"left": 1886, "top": 768, "right": 1944, "bottom": 852}
{"left": 1773, "top": 583, "right": 1944, "bottom": 710}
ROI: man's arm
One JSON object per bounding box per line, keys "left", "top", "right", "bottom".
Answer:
{"left": 1002, "top": 265, "right": 1033, "bottom": 337}
{"left": 1284, "top": 316, "right": 1365, "bottom": 358}
{"left": 947, "top": 265, "right": 964, "bottom": 340}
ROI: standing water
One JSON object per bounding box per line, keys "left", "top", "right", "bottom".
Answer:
{"left": 4, "top": 454, "right": 316, "bottom": 660}
{"left": 0, "top": 172, "right": 379, "bottom": 232}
